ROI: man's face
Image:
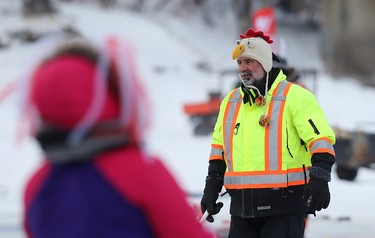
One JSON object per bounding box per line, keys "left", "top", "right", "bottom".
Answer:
{"left": 236, "top": 57, "right": 265, "bottom": 88}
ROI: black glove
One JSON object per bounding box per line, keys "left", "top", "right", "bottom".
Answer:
{"left": 200, "top": 176, "right": 224, "bottom": 223}
{"left": 304, "top": 175, "right": 330, "bottom": 213}
{"left": 305, "top": 153, "right": 334, "bottom": 214}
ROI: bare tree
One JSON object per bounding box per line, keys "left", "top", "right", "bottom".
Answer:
{"left": 22, "top": 0, "right": 57, "bottom": 16}
{"left": 99, "top": 0, "right": 117, "bottom": 8}
{"left": 231, "top": 0, "right": 252, "bottom": 35}
{"left": 132, "top": 0, "right": 146, "bottom": 12}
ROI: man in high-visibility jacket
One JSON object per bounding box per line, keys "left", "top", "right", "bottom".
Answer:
{"left": 200, "top": 28, "right": 336, "bottom": 238}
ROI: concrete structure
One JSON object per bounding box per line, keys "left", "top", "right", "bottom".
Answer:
{"left": 320, "top": 0, "right": 375, "bottom": 84}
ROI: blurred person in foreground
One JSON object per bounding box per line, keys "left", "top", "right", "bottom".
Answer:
{"left": 200, "top": 29, "right": 336, "bottom": 238}
{"left": 23, "top": 36, "right": 213, "bottom": 238}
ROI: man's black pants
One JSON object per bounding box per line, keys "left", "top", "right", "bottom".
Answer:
{"left": 228, "top": 213, "right": 306, "bottom": 238}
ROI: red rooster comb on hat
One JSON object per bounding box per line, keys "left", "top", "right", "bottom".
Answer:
{"left": 239, "top": 29, "right": 273, "bottom": 44}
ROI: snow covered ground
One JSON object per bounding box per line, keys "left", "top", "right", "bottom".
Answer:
{"left": 1, "top": 2, "right": 375, "bottom": 238}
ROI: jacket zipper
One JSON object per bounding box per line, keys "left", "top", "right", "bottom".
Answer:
{"left": 301, "top": 139, "right": 308, "bottom": 151}
{"left": 308, "top": 119, "right": 320, "bottom": 135}
{"left": 302, "top": 164, "right": 307, "bottom": 185}
{"left": 286, "top": 123, "right": 293, "bottom": 158}
{"left": 243, "top": 189, "right": 255, "bottom": 218}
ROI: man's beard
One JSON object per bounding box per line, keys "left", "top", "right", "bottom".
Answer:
{"left": 239, "top": 70, "right": 266, "bottom": 94}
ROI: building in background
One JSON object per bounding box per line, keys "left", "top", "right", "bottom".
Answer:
{"left": 320, "top": 0, "right": 375, "bottom": 85}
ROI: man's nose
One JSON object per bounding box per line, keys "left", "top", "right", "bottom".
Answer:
{"left": 239, "top": 64, "right": 248, "bottom": 72}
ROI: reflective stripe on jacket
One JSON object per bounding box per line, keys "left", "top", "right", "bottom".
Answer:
{"left": 209, "top": 70, "right": 335, "bottom": 189}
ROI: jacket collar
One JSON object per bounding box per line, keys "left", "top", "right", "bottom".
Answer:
{"left": 36, "top": 121, "right": 131, "bottom": 163}
{"left": 240, "top": 68, "right": 286, "bottom": 105}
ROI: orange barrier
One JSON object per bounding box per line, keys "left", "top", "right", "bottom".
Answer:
{"left": 183, "top": 97, "right": 222, "bottom": 117}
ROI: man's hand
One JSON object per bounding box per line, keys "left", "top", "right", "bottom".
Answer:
{"left": 304, "top": 176, "right": 330, "bottom": 213}
{"left": 200, "top": 176, "right": 223, "bottom": 223}
{"left": 200, "top": 196, "right": 223, "bottom": 223}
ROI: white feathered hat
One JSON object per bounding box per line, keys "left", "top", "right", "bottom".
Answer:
{"left": 232, "top": 29, "right": 273, "bottom": 73}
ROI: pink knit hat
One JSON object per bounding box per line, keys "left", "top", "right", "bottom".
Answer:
{"left": 30, "top": 36, "right": 150, "bottom": 144}
{"left": 31, "top": 55, "right": 119, "bottom": 129}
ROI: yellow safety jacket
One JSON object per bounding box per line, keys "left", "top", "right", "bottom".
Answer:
{"left": 209, "top": 70, "right": 336, "bottom": 190}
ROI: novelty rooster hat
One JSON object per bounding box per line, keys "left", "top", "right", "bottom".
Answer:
{"left": 232, "top": 29, "right": 273, "bottom": 72}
